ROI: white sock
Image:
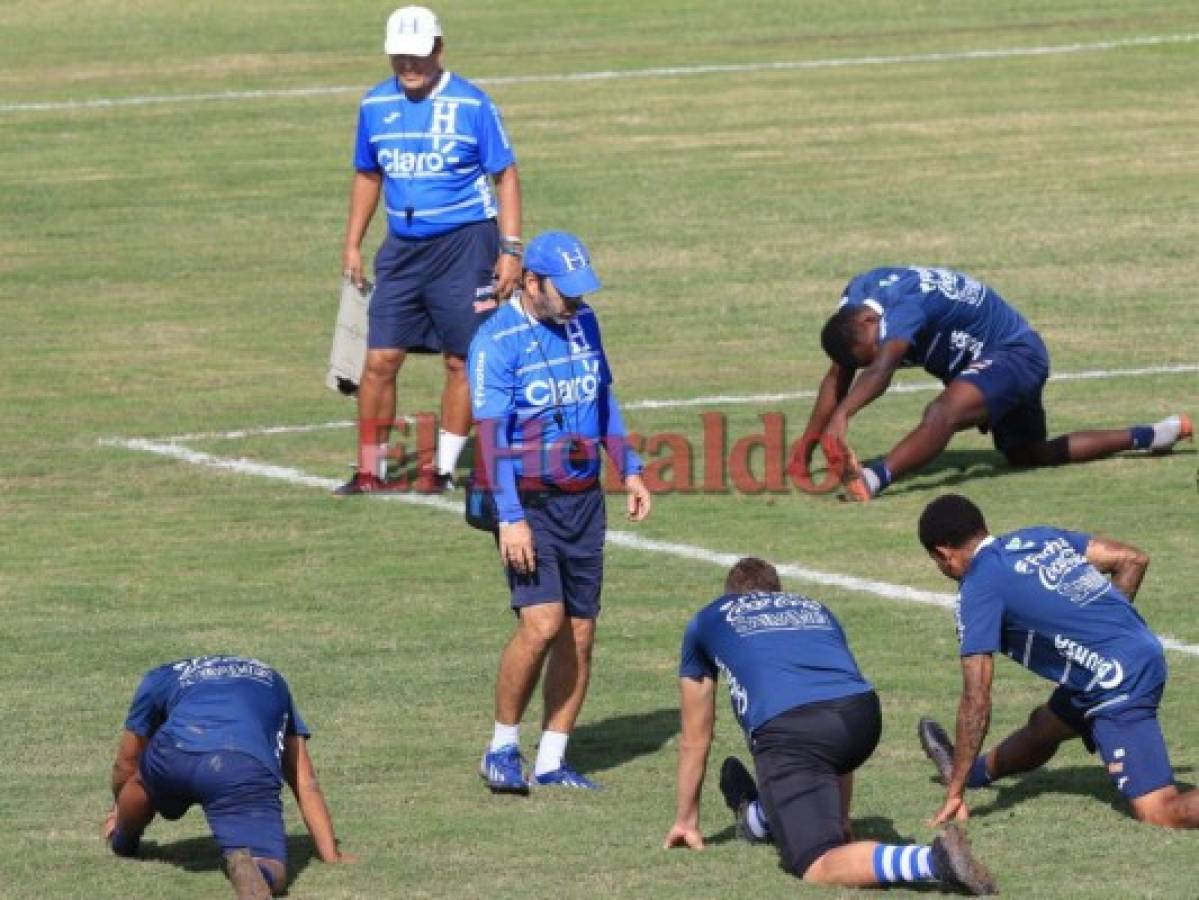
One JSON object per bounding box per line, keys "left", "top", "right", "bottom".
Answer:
{"left": 534, "top": 730, "right": 570, "bottom": 776}
{"left": 746, "top": 800, "right": 770, "bottom": 839}
{"left": 437, "top": 430, "right": 469, "bottom": 475}
{"left": 490, "top": 722, "right": 519, "bottom": 753}
{"left": 1150, "top": 415, "right": 1184, "bottom": 450}
{"left": 374, "top": 443, "right": 390, "bottom": 479}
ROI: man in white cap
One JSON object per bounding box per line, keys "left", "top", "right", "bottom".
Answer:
{"left": 336, "top": 6, "right": 523, "bottom": 495}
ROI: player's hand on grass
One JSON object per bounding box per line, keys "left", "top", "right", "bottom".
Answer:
{"left": 102, "top": 804, "right": 119, "bottom": 842}
{"left": 329, "top": 850, "right": 360, "bottom": 864}
{"left": 663, "top": 823, "right": 704, "bottom": 850}
{"left": 499, "top": 520, "right": 536, "bottom": 575}
{"left": 928, "top": 794, "right": 969, "bottom": 826}
{"left": 625, "top": 474, "right": 651, "bottom": 522}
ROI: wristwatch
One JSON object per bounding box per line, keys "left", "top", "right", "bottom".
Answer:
{"left": 500, "top": 236, "right": 523, "bottom": 259}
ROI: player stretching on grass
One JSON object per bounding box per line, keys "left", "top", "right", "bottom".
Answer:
{"left": 103, "top": 656, "right": 354, "bottom": 899}
{"left": 917, "top": 494, "right": 1199, "bottom": 830}
{"left": 664, "top": 557, "right": 996, "bottom": 895}
{"left": 800, "top": 266, "right": 1191, "bottom": 501}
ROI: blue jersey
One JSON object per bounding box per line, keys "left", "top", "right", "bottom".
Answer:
{"left": 679, "top": 592, "right": 873, "bottom": 736}
{"left": 840, "top": 266, "right": 1039, "bottom": 381}
{"left": 353, "top": 72, "right": 516, "bottom": 239}
{"left": 124, "top": 656, "right": 310, "bottom": 782}
{"left": 958, "top": 529, "right": 1166, "bottom": 712}
{"left": 468, "top": 298, "right": 641, "bottom": 521}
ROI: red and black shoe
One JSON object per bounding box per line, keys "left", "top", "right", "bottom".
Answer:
{"left": 332, "top": 470, "right": 405, "bottom": 496}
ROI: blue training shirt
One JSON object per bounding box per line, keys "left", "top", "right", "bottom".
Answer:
{"left": 957, "top": 528, "right": 1166, "bottom": 713}
{"left": 679, "top": 592, "right": 874, "bottom": 736}
{"left": 840, "top": 266, "right": 1039, "bottom": 381}
{"left": 468, "top": 297, "right": 642, "bottom": 522}
{"left": 124, "top": 656, "right": 310, "bottom": 782}
{"left": 353, "top": 71, "right": 516, "bottom": 239}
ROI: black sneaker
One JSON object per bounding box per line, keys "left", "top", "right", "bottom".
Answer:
{"left": 918, "top": 717, "right": 956, "bottom": 785}
{"left": 223, "top": 848, "right": 272, "bottom": 900}
{"left": 332, "top": 470, "right": 405, "bottom": 496}
{"left": 930, "top": 824, "right": 997, "bottom": 895}
{"left": 719, "top": 757, "right": 768, "bottom": 844}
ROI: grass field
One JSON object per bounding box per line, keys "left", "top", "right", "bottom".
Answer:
{"left": 2, "top": 1, "right": 1197, "bottom": 897}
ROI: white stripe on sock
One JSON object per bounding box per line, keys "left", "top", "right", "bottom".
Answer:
{"left": 882, "top": 845, "right": 898, "bottom": 881}
{"left": 899, "top": 845, "right": 915, "bottom": 881}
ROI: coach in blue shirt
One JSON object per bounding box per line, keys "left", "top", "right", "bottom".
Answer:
{"left": 468, "top": 230, "right": 651, "bottom": 794}
{"left": 799, "top": 266, "right": 1190, "bottom": 501}
{"left": 665, "top": 558, "right": 995, "bottom": 895}
{"left": 917, "top": 494, "right": 1199, "bottom": 830}
{"left": 337, "top": 6, "right": 523, "bottom": 495}
{"left": 103, "top": 656, "right": 353, "bottom": 897}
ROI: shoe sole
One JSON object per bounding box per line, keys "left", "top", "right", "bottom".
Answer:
{"left": 936, "top": 824, "right": 998, "bottom": 896}
{"left": 224, "top": 848, "right": 272, "bottom": 900}
{"left": 917, "top": 717, "right": 955, "bottom": 785}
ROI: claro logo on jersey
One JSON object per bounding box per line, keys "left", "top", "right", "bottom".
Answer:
{"left": 1054, "top": 635, "right": 1124, "bottom": 690}
{"left": 524, "top": 358, "right": 601, "bottom": 407}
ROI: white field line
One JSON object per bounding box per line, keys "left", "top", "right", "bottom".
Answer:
{"left": 158, "top": 362, "right": 1199, "bottom": 442}
{"left": 97, "top": 435, "right": 1199, "bottom": 658}
{"left": 3, "top": 33, "right": 1197, "bottom": 114}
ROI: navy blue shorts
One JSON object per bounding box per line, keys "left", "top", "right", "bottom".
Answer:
{"left": 1048, "top": 684, "right": 1174, "bottom": 799}
{"left": 140, "top": 737, "right": 286, "bottom": 863}
{"left": 955, "top": 333, "right": 1050, "bottom": 455}
{"left": 506, "top": 487, "right": 606, "bottom": 619}
{"left": 369, "top": 220, "right": 499, "bottom": 355}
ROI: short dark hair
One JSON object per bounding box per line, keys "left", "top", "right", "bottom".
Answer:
{"left": 820, "top": 306, "right": 861, "bottom": 369}
{"left": 918, "top": 494, "right": 988, "bottom": 553}
{"left": 725, "top": 557, "right": 782, "bottom": 594}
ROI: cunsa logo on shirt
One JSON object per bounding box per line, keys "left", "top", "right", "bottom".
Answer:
{"left": 524, "top": 358, "right": 601, "bottom": 407}
{"left": 1054, "top": 635, "right": 1124, "bottom": 689}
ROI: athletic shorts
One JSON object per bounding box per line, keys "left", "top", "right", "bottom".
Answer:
{"left": 749, "top": 690, "right": 882, "bottom": 876}
{"left": 1048, "top": 684, "right": 1173, "bottom": 799}
{"left": 505, "top": 486, "right": 605, "bottom": 619}
{"left": 140, "top": 737, "right": 287, "bottom": 863}
{"left": 369, "top": 219, "right": 499, "bottom": 355}
{"left": 955, "top": 332, "right": 1050, "bottom": 456}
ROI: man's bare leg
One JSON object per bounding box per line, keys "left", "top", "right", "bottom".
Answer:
{"left": 354, "top": 348, "right": 406, "bottom": 477}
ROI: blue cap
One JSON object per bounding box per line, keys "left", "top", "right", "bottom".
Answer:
{"left": 523, "top": 230, "right": 602, "bottom": 297}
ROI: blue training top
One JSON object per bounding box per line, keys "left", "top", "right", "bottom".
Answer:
{"left": 468, "top": 297, "right": 642, "bottom": 522}
{"left": 353, "top": 71, "right": 516, "bottom": 239}
{"left": 124, "top": 656, "right": 310, "bottom": 782}
{"left": 679, "top": 592, "right": 874, "bottom": 736}
{"left": 840, "top": 266, "right": 1039, "bottom": 381}
{"left": 958, "top": 528, "right": 1167, "bottom": 714}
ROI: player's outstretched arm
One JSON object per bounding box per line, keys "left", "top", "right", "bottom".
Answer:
{"left": 1085, "top": 536, "right": 1150, "bottom": 603}
{"left": 665, "top": 676, "right": 716, "bottom": 850}
{"left": 827, "top": 339, "right": 909, "bottom": 445}
{"left": 931, "top": 654, "right": 993, "bottom": 826}
{"left": 803, "top": 363, "right": 855, "bottom": 437}
{"left": 283, "top": 735, "right": 356, "bottom": 864}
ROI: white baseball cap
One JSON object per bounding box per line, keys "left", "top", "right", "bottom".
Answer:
{"left": 384, "top": 6, "right": 442, "bottom": 56}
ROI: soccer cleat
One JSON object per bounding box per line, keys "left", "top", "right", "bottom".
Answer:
{"left": 223, "top": 848, "right": 272, "bottom": 900}
{"left": 839, "top": 447, "right": 873, "bottom": 503}
{"left": 918, "top": 717, "right": 956, "bottom": 786}
{"left": 481, "top": 744, "right": 530, "bottom": 795}
{"left": 930, "top": 824, "right": 998, "bottom": 896}
{"left": 719, "top": 756, "right": 768, "bottom": 844}
{"left": 416, "top": 463, "right": 456, "bottom": 493}
{"left": 533, "top": 764, "right": 602, "bottom": 790}
{"left": 1149, "top": 413, "right": 1193, "bottom": 453}
{"left": 332, "top": 470, "right": 405, "bottom": 496}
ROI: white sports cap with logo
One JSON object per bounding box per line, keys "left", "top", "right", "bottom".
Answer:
{"left": 385, "top": 6, "right": 442, "bottom": 56}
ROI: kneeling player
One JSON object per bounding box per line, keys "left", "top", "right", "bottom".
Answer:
{"left": 103, "top": 656, "right": 354, "bottom": 899}
{"left": 918, "top": 494, "right": 1199, "bottom": 829}
{"left": 663, "top": 558, "right": 996, "bottom": 895}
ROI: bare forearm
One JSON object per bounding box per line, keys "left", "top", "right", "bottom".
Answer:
{"left": 295, "top": 780, "right": 341, "bottom": 862}
{"left": 494, "top": 166, "right": 522, "bottom": 238}
{"left": 674, "top": 741, "right": 710, "bottom": 826}
{"left": 1086, "top": 537, "right": 1150, "bottom": 603}
{"left": 947, "top": 689, "right": 990, "bottom": 797}
{"left": 805, "top": 366, "right": 852, "bottom": 434}
{"left": 836, "top": 364, "right": 893, "bottom": 421}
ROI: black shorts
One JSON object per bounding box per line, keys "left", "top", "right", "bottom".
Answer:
{"left": 750, "top": 690, "right": 882, "bottom": 876}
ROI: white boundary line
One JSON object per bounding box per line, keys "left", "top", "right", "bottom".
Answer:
{"left": 155, "top": 362, "right": 1199, "bottom": 442}
{"left": 97, "top": 435, "right": 1199, "bottom": 658}
{"left": 4, "top": 32, "right": 1196, "bottom": 114}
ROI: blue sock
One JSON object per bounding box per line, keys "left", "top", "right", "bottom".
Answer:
{"left": 745, "top": 800, "right": 770, "bottom": 839}
{"left": 109, "top": 826, "right": 140, "bottom": 858}
{"left": 966, "top": 754, "right": 993, "bottom": 788}
{"left": 866, "top": 460, "right": 893, "bottom": 494}
{"left": 872, "top": 844, "right": 935, "bottom": 884}
{"left": 1129, "top": 425, "right": 1154, "bottom": 450}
